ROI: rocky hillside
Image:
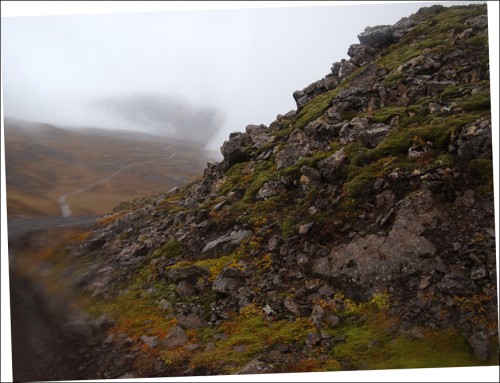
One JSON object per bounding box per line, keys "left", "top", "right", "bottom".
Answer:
{"left": 49, "top": 4, "right": 497, "bottom": 379}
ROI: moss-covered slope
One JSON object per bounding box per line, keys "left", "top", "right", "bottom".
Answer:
{"left": 54, "top": 3, "right": 496, "bottom": 379}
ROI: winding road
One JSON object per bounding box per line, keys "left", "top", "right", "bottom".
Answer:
{"left": 58, "top": 146, "right": 176, "bottom": 217}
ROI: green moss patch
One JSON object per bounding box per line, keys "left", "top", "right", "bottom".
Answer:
{"left": 217, "top": 162, "right": 250, "bottom": 197}
{"left": 459, "top": 91, "right": 491, "bottom": 112}
{"left": 332, "top": 318, "right": 487, "bottom": 370}
{"left": 242, "top": 161, "right": 277, "bottom": 204}
{"left": 382, "top": 71, "right": 405, "bottom": 88}
{"left": 377, "top": 4, "right": 487, "bottom": 73}
{"left": 189, "top": 303, "right": 318, "bottom": 374}
{"left": 325, "top": 291, "right": 495, "bottom": 370}
{"left": 85, "top": 274, "right": 177, "bottom": 339}
{"left": 152, "top": 239, "right": 184, "bottom": 260}
{"left": 295, "top": 88, "right": 342, "bottom": 129}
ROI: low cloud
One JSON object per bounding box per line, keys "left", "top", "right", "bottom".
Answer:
{"left": 95, "top": 94, "right": 224, "bottom": 144}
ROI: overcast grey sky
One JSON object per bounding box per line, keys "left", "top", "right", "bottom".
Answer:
{"left": 0, "top": 1, "right": 492, "bottom": 150}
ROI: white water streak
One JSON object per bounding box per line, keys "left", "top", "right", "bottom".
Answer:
{"left": 58, "top": 147, "right": 176, "bottom": 217}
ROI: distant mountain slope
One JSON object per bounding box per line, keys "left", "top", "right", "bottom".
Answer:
{"left": 4, "top": 118, "right": 218, "bottom": 216}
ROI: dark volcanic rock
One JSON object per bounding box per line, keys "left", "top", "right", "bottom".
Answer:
{"left": 449, "top": 118, "right": 492, "bottom": 161}
{"left": 162, "top": 326, "right": 188, "bottom": 349}
{"left": 468, "top": 332, "right": 490, "bottom": 360}
{"left": 212, "top": 267, "right": 245, "bottom": 296}
{"left": 221, "top": 132, "right": 252, "bottom": 168}
{"left": 358, "top": 25, "right": 394, "bottom": 48}
{"left": 318, "top": 149, "right": 346, "bottom": 182}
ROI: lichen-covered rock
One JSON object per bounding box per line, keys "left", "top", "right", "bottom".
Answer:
{"left": 176, "top": 314, "right": 206, "bottom": 330}
{"left": 338, "top": 59, "right": 358, "bottom": 79}
{"left": 392, "top": 17, "right": 418, "bottom": 40}
{"left": 116, "top": 243, "right": 148, "bottom": 261}
{"left": 437, "top": 267, "right": 474, "bottom": 295}
{"left": 300, "top": 165, "right": 322, "bottom": 182}
{"left": 465, "top": 14, "right": 488, "bottom": 30}
{"left": 298, "top": 222, "right": 314, "bottom": 235}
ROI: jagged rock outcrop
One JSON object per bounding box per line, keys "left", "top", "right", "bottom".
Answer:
{"left": 62, "top": 4, "right": 496, "bottom": 379}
